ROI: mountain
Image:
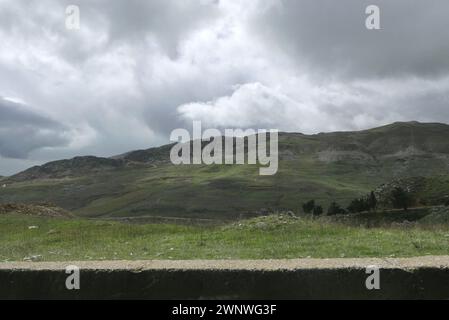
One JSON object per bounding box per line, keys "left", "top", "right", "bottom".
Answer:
{"left": 1, "top": 121, "right": 449, "bottom": 219}
{"left": 9, "top": 143, "right": 176, "bottom": 183}
{"left": 10, "top": 156, "right": 125, "bottom": 182}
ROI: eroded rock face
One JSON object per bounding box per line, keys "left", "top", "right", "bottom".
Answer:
{"left": 317, "top": 150, "right": 376, "bottom": 163}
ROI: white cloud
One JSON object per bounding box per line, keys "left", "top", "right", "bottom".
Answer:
{"left": 0, "top": 0, "right": 449, "bottom": 175}
{"left": 178, "top": 82, "right": 318, "bottom": 131}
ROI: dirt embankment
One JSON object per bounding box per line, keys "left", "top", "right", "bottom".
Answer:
{"left": 0, "top": 203, "right": 73, "bottom": 218}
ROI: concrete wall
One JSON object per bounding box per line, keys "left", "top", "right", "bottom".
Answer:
{"left": 1, "top": 257, "right": 449, "bottom": 299}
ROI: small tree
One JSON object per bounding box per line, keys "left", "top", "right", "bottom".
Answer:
{"left": 391, "top": 187, "right": 410, "bottom": 211}
{"left": 368, "top": 191, "right": 377, "bottom": 211}
{"left": 347, "top": 198, "right": 366, "bottom": 213}
{"left": 313, "top": 205, "right": 323, "bottom": 216}
{"left": 327, "top": 202, "right": 347, "bottom": 216}
{"left": 302, "top": 200, "right": 315, "bottom": 214}
{"left": 346, "top": 191, "right": 378, "bottom": 213}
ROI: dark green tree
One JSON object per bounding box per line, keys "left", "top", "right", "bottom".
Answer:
{"left": 368, "top": 191, "right": 377, "bottom": 211}
{"left": 391, "top": 187, "right": 410, "bottom": 211}
{"left": 302, "top": 200, "right": 315, "bottom": 214}
{"left": 347, "top": 191, "right": 378, "bottom": 213}
{"left": 313, "top": 205, "right": 323, "bottom": 216}
{"left": 347, "top": 198, "right": 365, "bottom": 213}
{"left": 327, "top": 202, "right": 347, "bottom": 216}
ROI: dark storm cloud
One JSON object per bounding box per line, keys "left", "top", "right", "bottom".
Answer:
{"left": 83, "top": 0, "right": 220, "bottom": 57}
{"left": 252, "top": 0, "right": 449, "bottom": 79}
{"left": 0, "top": 98, "right": 70, "bottom": 159}
{"left": 65, "top": 0, "right": 220, "bottom": 62}
{"left": 1, "top": 0, "right": 449, "bottom": 175}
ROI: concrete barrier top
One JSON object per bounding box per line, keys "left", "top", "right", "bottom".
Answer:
{"left": 1, "top": 256, "right": 449, "bottom": 271}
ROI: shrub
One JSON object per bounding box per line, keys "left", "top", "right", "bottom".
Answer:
{"left": 302, "top": 200, "right": 315, "bottom": 214}
{"left": 313, "top": 205, "right": 323, "bottom": 216}
{"left": 347, "top": 198, "right": 367, "bottom": 213}
{"left": 391, "top": 187, "right": 411, "bottom": 211}
{"left": 327, "top": 202, "right": 347, "bottom": 216}
{"left": 347, "top": 191, "right": 378, "bottom": 213}
{"left": 368, "top": 191, "right": 377, "bottom": 211}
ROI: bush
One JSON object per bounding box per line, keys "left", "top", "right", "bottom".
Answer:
{"left": 347, "top": 191, "right": 377, "bottom": 213}
{"left": 347, "top": 198, "right": 368, "bottom": 213}
{"left": 327, "top": 202, "right": 347, "bottom": 216}
{"left": 313, "top": 205, "right": 323, "bottom": 216}
{"left": 368, "top": 191, "right": 377, "bottom": 210}
{"left": 302, "top": 200, "right": 315, "bottom": 214}
{"left": 391, "top": 187, "right": 411, "bottom": 211}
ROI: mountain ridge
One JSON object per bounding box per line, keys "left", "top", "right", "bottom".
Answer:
{"left": 1, "top": 121, "right": 448, "bottom": 219}
{"left": 8, "top": 121, "right": 449, "bottom": 181}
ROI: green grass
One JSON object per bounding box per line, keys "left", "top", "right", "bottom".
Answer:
{"left": 0, "top": 159, "right": 389, "bottom": 219}
{"left": 2, "top": 214, "right": 449, "bottom": 262}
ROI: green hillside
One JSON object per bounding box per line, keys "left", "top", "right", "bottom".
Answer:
{"left": 1, "top": 121, "right": 448, "bottom": 219}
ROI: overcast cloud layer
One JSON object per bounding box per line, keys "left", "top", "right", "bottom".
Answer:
{"left": 0, "top": 0, "right": 449, "bottom": 175}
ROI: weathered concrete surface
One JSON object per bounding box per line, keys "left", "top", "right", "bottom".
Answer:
{"left": 1, "top": 256, "right": 449, "bottom": 299}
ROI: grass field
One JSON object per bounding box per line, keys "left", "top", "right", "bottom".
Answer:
{"left": 2, "top": 213, "right": 449, "bottom": 262}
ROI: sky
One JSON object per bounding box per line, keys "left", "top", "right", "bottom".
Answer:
{"left": 0, "top": 0, "right": 449, "bottom": 175}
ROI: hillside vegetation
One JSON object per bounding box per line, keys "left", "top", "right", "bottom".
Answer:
{"left": 0, "top": 122, "right": 448, "bottom": 219}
